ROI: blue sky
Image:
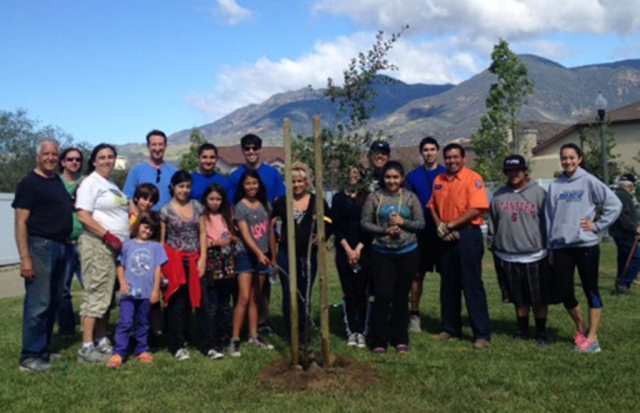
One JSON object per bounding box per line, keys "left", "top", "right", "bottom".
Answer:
{"left": 2, "top": 0, "right": 639, "bottom": 146}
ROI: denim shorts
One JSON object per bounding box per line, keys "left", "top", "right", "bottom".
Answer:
{"left": 235, "top": 251, "right": 271, "bottom": 274}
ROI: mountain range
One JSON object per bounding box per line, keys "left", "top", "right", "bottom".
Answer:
{"left": 119, "top": 54, "right": 640, "bottom": 161}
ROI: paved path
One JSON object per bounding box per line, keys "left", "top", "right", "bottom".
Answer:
{"left": 0, "top": 265, "right": 25, "bottom": 300}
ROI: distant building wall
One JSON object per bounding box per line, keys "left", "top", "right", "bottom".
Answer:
{"left": 0, "top": 193, "right": 19, "bottom": 265}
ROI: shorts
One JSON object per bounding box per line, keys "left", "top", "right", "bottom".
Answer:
{"left": 78, "top": 233, "right": 117, "bottom": 318}
{"left": 414, "top": 230, "right": 441, "bottom": 278}
{"left": 494, "top": 256, "right": 549, "bottom": 309}
{"left": 235, "top": 251, "right": 272, "bottom": 275}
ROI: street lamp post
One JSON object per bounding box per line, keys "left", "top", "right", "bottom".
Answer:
{"left": 596, "top": 91, "right": 608, "bottom": 186}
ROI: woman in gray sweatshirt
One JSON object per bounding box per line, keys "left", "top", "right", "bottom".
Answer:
{"left": 545, "top": 143, "right": 621, "bottom": 353}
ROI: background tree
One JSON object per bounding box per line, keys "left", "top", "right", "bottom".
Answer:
{"left": 179, "top": 128, "right": 208, "bottom": 172}
{"left": 0, "top": 108, "right": 85, "bottom": 192}
{"left": 293, "top": 26, "right": 408, "bottom": 191}
{"left": 472, "top": 39, "right": 534, "bottom": 184}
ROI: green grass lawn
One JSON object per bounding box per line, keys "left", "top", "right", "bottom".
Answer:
{"left": 1, "top": 243, "right": 639, "bottom": 412}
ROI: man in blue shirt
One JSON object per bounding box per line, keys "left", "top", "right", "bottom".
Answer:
{"left": 190, "top": 143, "right": 231, "bottom": 202}
{"left": 228, "top": 134, "right": 285, "bottom": 205}
{"left": 404, "top": 136, "right": 447, "bottom": 333}
{"left": 123, "top": 130, "right": 178, "bottom": 212}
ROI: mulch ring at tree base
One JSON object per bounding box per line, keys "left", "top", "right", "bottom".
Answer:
{"left": 258, "top": 352, "right": 378, "bottom": 392}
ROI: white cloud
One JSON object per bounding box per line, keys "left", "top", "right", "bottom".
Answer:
{"left": 185, "top": 32, "right": 478, "bottom": 120}
{"left": 212, "top": 0, "right": 254, "bottom": 25}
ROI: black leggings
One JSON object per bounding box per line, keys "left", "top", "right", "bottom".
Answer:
{"left": 335, "top": 249, "right": 369, "bottom": 336}
{"left": 552, "top": 246, "right": 602, "bottom": 309}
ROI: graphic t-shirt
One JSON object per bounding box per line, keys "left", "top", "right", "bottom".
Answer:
{"left": 118, "top": 239, "right": 168, "bottom": 299}
{"left": 234, "top": 201, "right": 270, "bottom": 254}
{"left": 75, "top": 172, "right": 129, "bottom": 241}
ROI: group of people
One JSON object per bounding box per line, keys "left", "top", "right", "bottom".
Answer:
{"left": 12, "top": 127, "right": 636, "bottom": 372}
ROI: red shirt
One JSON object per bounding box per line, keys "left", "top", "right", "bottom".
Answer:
{"left": 427, "top": 166, "right": 488, "bottom": 226}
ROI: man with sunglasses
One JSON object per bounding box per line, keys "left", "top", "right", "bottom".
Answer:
{"left": 227, "top": 134, "right": 285, "bottom": 204}
{"left": 56, "top": 147, "right": 85, "bottom": 338}
{"left": 123, "top": 129, "right": 178, "bottom": 212}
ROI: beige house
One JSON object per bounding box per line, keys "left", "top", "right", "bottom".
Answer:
{"left": 530, "top": 101, "right": 640, "bottom": 179}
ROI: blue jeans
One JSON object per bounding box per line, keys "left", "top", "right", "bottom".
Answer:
{"left": 56, "top": 243, "right": 82, "bottom": 336}
{"left": 277, "top": 250, "right": 317, "bottom": 335}
{"left": 21, "top": 236, "right": 68, "bottom": 363}
{"left": 614, "top": 236, "right": 640, "bottom": 288}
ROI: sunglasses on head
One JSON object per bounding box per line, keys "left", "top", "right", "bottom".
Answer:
{"left": 156, "top": 168, "right": 161, "bottom": 183}
{"left": 65, "top": 157, "right": 82, "bottom": 162}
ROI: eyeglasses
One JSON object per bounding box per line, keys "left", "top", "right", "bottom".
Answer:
{"left": 156, "top": 168, "right": 161, "bottom": 183}
{"left": 243, "top": 146, "right": 259, "bottom": 152}
{"left": 65, "top": 157, "right": 82, "bottom": 162}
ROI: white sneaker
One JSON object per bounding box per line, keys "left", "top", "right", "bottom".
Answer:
{"left": 248, "top": 336, "right": 274, "bottom": 350}
{"left": 228, "top": 338, "right": 241, "bottom": 357}
{"left": 356, "top": 333, "right": 367, "bottom": 349}
{"left": 174, "top": 348, "right": 190, "bottom": 361}
{"left": 206, "top": 349, "right": 224, "bottom": 360}
{"left": 347, "top": 333, "right": 358, "bottom": 347}
{"left": 408, "top": 315, "right": 422, "bottom": 333}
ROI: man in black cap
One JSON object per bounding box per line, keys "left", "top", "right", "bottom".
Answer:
{"left": 610, "top": 173, "right": 640, "bottom": 294}
{"left": 368, "top": 140, "right": 390, "bottom": 191}
{"left": 487, "top": 154, "right": 550, "bottom": 344}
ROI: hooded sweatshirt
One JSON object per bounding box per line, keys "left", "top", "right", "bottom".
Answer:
{"left": 545, "top": 167, "right": 622, "bottom": 250}
{"left": 488, "top": 180, "right": 547, "bottom": 255}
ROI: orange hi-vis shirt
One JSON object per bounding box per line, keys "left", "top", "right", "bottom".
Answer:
{"left": 427, "top": 166, "right": 489, "bottom": 226}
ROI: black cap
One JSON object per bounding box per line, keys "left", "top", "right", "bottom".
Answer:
{"left": 503, "top": 154, "right": 527, "bottom": 171}
{"left": 370, "top": 141, "right": 390, "bottom": 154}
{"left": 620, "top": 173, "right": 636, "bottom": 184}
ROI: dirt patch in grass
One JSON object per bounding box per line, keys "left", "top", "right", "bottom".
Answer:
{"left": 258, "top": 352, "right": 378, "bottom": 392}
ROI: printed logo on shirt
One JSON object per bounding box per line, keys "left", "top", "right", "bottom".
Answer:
{"left": 557, "top": 190, "right": 584, "bottom": 202}
{"left": 250, "top": 220, "right": 268, "bottom": 240}
{"left": 130, "top": 248, "right": 152, "bottom": 276}
{"left": 474, "top": 180, "right": 483, "bottom": 189}
{"left": 110, "top": 188, "right": 128, "bottom": 206}
{"left": 434, "top": 184, "right": 442, "bottom": 190}
{"left": 497, "top": 201, "right": 536, "bottom": 214}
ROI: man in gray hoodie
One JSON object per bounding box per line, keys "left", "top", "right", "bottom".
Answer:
{"left": 488, "top": 155, "right": 550, "bottom": 345}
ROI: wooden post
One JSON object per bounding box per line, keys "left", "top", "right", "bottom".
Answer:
{"left": 313, "top": 115, "right": 332, "bottom": 366}
{"left": 283, "top": 118, "right": 300, "bottom": 367}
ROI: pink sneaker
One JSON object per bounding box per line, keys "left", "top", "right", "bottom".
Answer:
{"left": 573, "top": 332, "right": 586, "bottom": 347}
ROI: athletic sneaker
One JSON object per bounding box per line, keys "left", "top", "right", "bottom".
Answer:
{"left": 396, "top": 344, "right": 410, "bottom": 354}
{"left": 356, "top": 333, "right": 367, "bottom": 349}
{"left": 372, "top": 347, "right": 386, "bottom": 355}
{"left": 19, "top": 358, "right": 54, "bottom": 372}
{"left": 174, "top": 348, "right": 190, "bottom": 361}
{"left": 576, "top": 338, "right": 601, "bottom": 353}
{"left": 258, "top": 323, "right": 274, "bottom": 335}
{"left": 77, "top": 345, "right": 109, "bottom": 363}
{"left": 107, "top": 354, "right": 123, "bottom": 368}
{"left": 95, "top": 337, "right": 113, "bottom": 355}
{"left": 248, "top": 336, "right": 274, "bottom": 350}
{"left": 228, "top": 338, "right": 241, "bottom": 357}
{"left": 573, "top": 331, "right": 587, "bottom": 348}
{"left": 408, "top": 315, "right": 422, "bottom": 333}
{"left": 347, "top": 333, "right": 358, "bottom": 347}
{"left": 473, "top": 339, "right": 491, "bottom": 350}
{"left": 206, "top": 349, "right": 224, "bottom": 360}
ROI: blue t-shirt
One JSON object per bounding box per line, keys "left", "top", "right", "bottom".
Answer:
{"left": 189, "top": 171, "right": 231, "bottom": 203}
{"left": 405, "top": 164, "right": 447, "bottom": 232}
{"left": 123, "top": 162, "right": 178, "bottom": 211}
{"left": 228, "top": 163, "right": 285, "bottom": 205}
{"left": 117, "top": 239, "right": 168, "bottom": 299}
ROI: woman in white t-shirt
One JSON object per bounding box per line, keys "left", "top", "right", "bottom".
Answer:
{"left": 76, "top": 143, "right": 129, "bottom": 363}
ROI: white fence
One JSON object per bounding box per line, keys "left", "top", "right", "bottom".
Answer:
{"left": 0, "top": 193, "right": 18, "bottom": 265}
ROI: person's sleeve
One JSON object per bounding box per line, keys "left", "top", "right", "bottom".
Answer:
{"left": 360, "top": 193, "right": 386, "bottom": 235}
{"left": 323, "top": 199, "right": 333, "bottom": 239}
{"left": 271, "top": 197, "right": 284, "bottom": 219}
{"left": 616, "top": 194, "right": 637, "bottom": 235}
{"left": 544, "top": 186, "right": 554, "bottom": 250}
{"left": 122, "top": 165, "right": 138, "bottom": 199}
{"left": 538, "top": 187, "right": 548, "bottom": 250}
{"left": 273, "top": 171, "right": 286, "bottom": 199}
{"left": 592, "top": 180, "right": 622, "bottom": 233}
{"left": 117, "top": 244, "right": 127, "bottom": 265}
{"left": 75, "top": 178, "right": 96, "bottom": 212}
{"left": 227, "top": 171, "right": 239, "bottom": 203}
{"left": 331, "top": 194, "right": 346, "bottom": 243}
{"left": 158, "top": 205, "right": 168, "bottom": 222}
{"left": 193, "top": 200, "right": 205, "bottom": 217}
{"left": 401, "top": 192, "right": 425, "bottom": 233}
{"left": 468, "top": 174, "right": 489, "bottom": 211}
{"left": 426, "top": 177, "right": 437, "bottom": 210}
{"left": 234, "top": 203, "right": 246, "bottom": 222}
{"left": 11, "top": 177, "right": 34, "bottom": 210}
{"left": 487, "top": 197, "right": 497, "bottom": 251}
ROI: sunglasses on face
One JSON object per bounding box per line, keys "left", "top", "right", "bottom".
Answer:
{"left": 65, "top": 157, "right": 82, "bottom": 162}
{"left": 156, "top": 168, "right": 161, "bottom": 183}
{"left": 243, "top": 146, "right": 259, "bottom": 152}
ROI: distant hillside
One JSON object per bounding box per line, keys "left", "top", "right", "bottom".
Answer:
{"left": 118, "top": 55, "right": 640, "bottom": 161}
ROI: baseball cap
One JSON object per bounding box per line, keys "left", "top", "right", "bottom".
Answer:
{"left": 620, "top": 173, "right": 636, "bottom": 184}
{"left": 503, "top": 154, "right": 527, "bottom": 171}
{"left": 370, "top": 141, "right": 390, "bottom": 154}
